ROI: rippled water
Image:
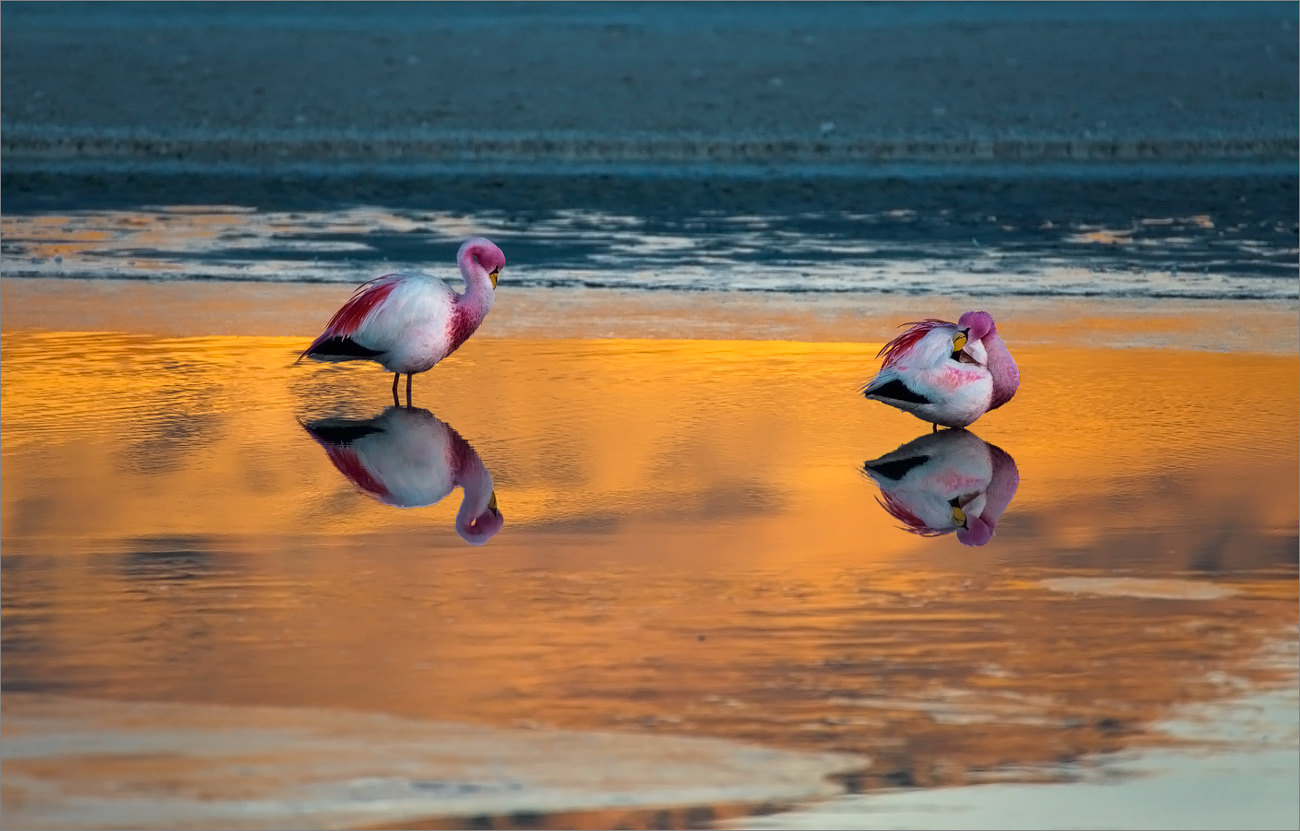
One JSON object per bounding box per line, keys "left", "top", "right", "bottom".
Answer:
{"left": 2, "top": 199, "right": 1296, "bottom": 298}
{"left": 2, "top": 332, "right": 1296, "bottom": 804}
{"left": 2, "top": 179, "right": 1298, "bottom": 825}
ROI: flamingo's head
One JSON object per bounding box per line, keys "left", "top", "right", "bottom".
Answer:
{"left": 956, "top": 513, "right": 995, "bottom": 546}
{"left": 957, "top": 310, "right": 997, "bottom": 341}
{"left": 458, "top": 237, "right": 506, "bottom": 289}
{"left": 953, "top": 310, "right": 997, "bottom": 365}
{"left": 945, "top": 490, "right": 990, "bottom": 545}
{"left": 874, "top": 482, "right": 999, "bottom": 546}
{"left": 457, "top": 490, "right": 505, "bottom": 546}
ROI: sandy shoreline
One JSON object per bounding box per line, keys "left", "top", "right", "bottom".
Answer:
{"left": 1, "top": 694, "right": 864, "bottom": 831}
{"left": 3, "top": 277, "right": 1297, "bottom": 355}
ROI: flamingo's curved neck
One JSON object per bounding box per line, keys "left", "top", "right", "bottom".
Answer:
{"left": 985, "top": 332, "right": 1020, "bottom": 410}
{"left": 981, "top": 442, "right": 1021, "bottom": 522}
{"left": 444, "top": 426, "right": 492, "bottom": 525}
{"left": 453, "top": 459, "right": 494, "bottom": 528}
{"left": 455, "top": 252, "right": 496, "bottom": 326}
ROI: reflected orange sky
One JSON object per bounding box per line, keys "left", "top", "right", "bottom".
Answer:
{"left": 2, "top": 333, "right": 1295, "bottom": 555}
{"left": 1, "top": 329, "right": 1297, "bottom": 790}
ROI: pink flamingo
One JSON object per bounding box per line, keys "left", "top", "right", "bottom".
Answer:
{"left": 301, "top": 237, "right": 505, "bottom": 406}
{"left": 863, "top": 428, "right": 1019, "bottom": 547}
{"left": 301, "top": 406, "right": 504, "bottom": 545}
{"left": 863, "top": 310, "right": 1019, "bottom": 429}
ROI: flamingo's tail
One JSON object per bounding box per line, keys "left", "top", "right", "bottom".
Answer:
{"left": 297, "top": 275, "right": 402, "bottom": 365}
{"left": 299, "top": 336, "right": 385, "bottom": 364}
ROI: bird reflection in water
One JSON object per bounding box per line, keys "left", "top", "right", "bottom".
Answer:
{"left": 301, "top": 407, "right": 504, "bottom": 545}
{"left": 863, "top": 429, "right": 1019, "bottom": 546}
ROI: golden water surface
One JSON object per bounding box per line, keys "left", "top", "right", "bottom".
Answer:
{"left": 2, "top": 329, "right": 1296, "bottom": 790}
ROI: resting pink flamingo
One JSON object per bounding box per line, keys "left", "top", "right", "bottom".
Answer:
{"left": 301, "top": 406, "right": 504, "bottom": 545}
{"left": 863, "top": 428, "right": 1019, "bottom": 546}
{"left": 300, "top": 237, "right": 505, "bottom": 406}
{"left": 863, "top": 310, "right": 1019, "bottom": 429}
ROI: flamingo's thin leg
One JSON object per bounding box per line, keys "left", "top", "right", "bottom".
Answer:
{"left": 406, "top": 373, "right": 413, "bottom": 408}
{"left": 392, "top": 373, "right": 401, "bottom": 407}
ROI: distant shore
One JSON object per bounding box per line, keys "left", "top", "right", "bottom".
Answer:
{"left": 5, "top": 126, "right": 1295, "bottom": 175}
{"left": 4, "top": 2, "right": 1295, "bottom": 175}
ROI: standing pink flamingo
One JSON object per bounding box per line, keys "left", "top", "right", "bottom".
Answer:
{"left": 301, "top": 237, "right": 505, "bottom": 406}
{"left": 863, "top": 310, "right": 1020, "bottom": 429}
{"left": 302, "top": 406, "right": 504, "bottom": 545}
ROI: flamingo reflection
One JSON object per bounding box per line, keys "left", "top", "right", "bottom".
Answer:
{"left": 302, "top": 407, "right": 504, "bottom": 545}
{"left": 863, "top": 429, "right": 1019, "bottom": 546}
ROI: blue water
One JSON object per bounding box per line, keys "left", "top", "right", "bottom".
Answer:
{"left": 2, "top": 194, "right": 1296, "bottom": 299}
{"left": 6, "top": 2, "right": 1295, "bottom": 32}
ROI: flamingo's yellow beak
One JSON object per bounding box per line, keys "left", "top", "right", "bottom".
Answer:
{"left": 488, "top": 491, "right": 499, "bottom": 515}
{"left": 489, "top": 268, "right": 499, "bottom": 289}
{"left": 952, "top": 331, "right": 968, "bottom": 351}
{"left": 950, "top": 503, "right": 967, "bottom": 528}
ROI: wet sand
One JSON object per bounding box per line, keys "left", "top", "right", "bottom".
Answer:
{"left": 1, "top": 299, "right": 1296, "bottom": 828}
{"left": 2, "top": 695, "right": 862, "bottom": 831}
{"left": 3, "top": 277, "right": 1298, "bottom": 353}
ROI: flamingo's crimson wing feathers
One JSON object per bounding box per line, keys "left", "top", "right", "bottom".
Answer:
{"left": 874, "top": 492, "right": 948, "bottom": 537}
{"left": 319, "top": 444, "right": 393, "bottom": 502}
{"left": 301, "top": 276, "right": 402, "bottom": 361}
{"left": 300, "top": 417, "right": 396, "bottom": 502}
{"left": 325, "top": 276, "right": 402, "bottom": 337}
{"left": 876, "top": 319, "right": 955, "bottom": 367}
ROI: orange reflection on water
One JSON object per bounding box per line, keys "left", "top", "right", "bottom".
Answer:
{"left": 1, "top": 331, "right": 1296, "bottom": 789}
{"left": 1, "top": 333, "right": 1294, "bottom": 549}
{"left": 0, "top": 210, "right": 252, "bottom": 268}
{"left": 0, "top": 220, "right": 116, "bottom": 263}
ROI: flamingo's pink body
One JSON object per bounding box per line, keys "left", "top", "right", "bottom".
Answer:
{"left": 302, "top": 237, "right": 505, "bottom": 404}
{"left": 302, "top": 406, "right": 504, "bottom": 545}
{"left": 863, "top": 428, "right": 1019, "bottom": 546}
{"left": 863, "top": 310, "right": 1019, "bottom": 428}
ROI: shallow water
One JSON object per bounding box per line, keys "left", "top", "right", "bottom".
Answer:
{"left": 2, "top": 197, "right": 1297, "bottom": 297}
{"left": 1, "top": 326, "right": 1296, "bottom": 826}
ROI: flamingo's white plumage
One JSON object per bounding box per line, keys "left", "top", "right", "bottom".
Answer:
{"left": 863, "top": 310, "right": 1020, "bottom": 428}
{"left": 863, "top": 428, "right": 1019, "bottom": 546}
{"left": 301, "top": 237, "right": 505, "bottom": 405}
{"left": 302, "top": 406, "right": 504, "bottom": 545}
